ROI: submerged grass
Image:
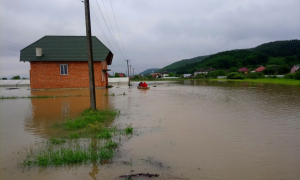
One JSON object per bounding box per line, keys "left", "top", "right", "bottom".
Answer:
{"left": 125, "top": 126, "right": 133, "bottom": 134}
{"left": 21, "top": 108, "right": 133, "bottom": 167}
{"left": 23, "top": 140, "right": 117, "bottom": 166}
{"left": 49, "top": 137, "right": 66, "bottom": 145}
{"left": 60, "top": 108, "right": 118, "bottom": 131}
{"left": 0, "top": 95, "right": 83, "bottom": 100}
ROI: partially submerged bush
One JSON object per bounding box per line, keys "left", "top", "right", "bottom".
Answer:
{"left": 227, "top": 72, "right": 245, "bottom": 79}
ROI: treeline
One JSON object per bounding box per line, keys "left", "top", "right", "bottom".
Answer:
{"left": 156, "top": 55, "right": 207, "bottom": 73}
{"left": 166, "top": 40, "right": 300, "bottom": 74}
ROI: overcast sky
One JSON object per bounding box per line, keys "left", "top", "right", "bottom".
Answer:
{"left": 1, "top": 0, "right": 299, "bottom": 78}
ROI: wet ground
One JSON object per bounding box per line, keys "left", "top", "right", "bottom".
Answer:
{"left": 1, "top": 80, "right": 300, "bottom": 180}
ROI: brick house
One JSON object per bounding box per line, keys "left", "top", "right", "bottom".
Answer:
{"left": 20, "top": 36, "right": 113, "bottom": 89}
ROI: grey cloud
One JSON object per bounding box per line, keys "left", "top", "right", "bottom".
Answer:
{"left": 1, "top": 0, "right": 299, "bottom": 76}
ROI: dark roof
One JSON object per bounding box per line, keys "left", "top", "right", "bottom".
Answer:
{"left": 20, "top": 36, "right": 113, "bottom": 64}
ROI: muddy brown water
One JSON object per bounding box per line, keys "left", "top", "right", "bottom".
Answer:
{"left": 1, "top": 81, "right": 300, "bottom": 180}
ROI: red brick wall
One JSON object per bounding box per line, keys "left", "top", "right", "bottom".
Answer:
{"left": 30, "top": 61, "right": 108, "bottom": 89}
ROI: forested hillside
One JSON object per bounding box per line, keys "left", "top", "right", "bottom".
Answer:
{"left": 168, "top": 40, "right": 300, "bottom": 74}
{"left": 139, "top": 68, "right": 160, "bottom": 75}
{"left": 156, "top": 55, "right": 207, "bottom": 73}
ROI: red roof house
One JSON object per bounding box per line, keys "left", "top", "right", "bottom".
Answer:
{"left": 117, "top": 73, "right": 125, "bottom": 77}
{"left": 20, "top": 36, "right": 113, "bottom": 89}
{"left": 238, "top": 67, "right": 248, "bottom": 72}
{"left": 253, "top": 66, "right": 266, "bottom": 72}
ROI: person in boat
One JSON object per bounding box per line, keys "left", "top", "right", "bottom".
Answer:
{"left": 139, "top": 82, "right": 144, "bottom": 87}
{"left": 143, "top": 82, "right": 147, "bottom": 87}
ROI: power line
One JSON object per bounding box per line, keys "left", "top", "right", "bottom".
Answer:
{"left": 109, "top": 0, "right": 128, "bottom": 59}
{"left": 95, "top": 0, "right": 126, "bottom": 60}
{"left": 90, "top": 6, "right": 122, "bottom": 60}
{"left": 100, "top": 0, "right": 126, "bottom": 60}
{"left": 79, "top": 0, "right": 126, "bottom": 67}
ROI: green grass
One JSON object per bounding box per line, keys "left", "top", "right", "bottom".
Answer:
{"left": 20, "top": 108, "right": 134, "bottom": 167}
{"left": 213, "top": 78, "right": 300, "bottom": 85}
{"left": 61, "top": 108, "right": 118, "bottom": 131}
{"left": 125, "top": 126, "right": 133, "bottom": 134}
{"left": 22, "top": 140, "right": 116, "bottom": 166}
{"left": 49, "top": 137, "right": 66, "bottom": 145}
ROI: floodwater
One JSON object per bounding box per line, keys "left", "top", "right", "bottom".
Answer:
{"left": 1, "top": 81, "right": 300, "bottom": 180}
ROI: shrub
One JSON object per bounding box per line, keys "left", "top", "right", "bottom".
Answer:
{"left": 295, "top": 71, "right": 300, "bottom": 80}
{"left": 227, "top": 72, "right": 245, "bottom": 79}
{"left": 229, "top": 67, "right": 238, "bottom": 73}
{"left": 263, "top": 67, "right": 275, "bottom": 75}
{"left": 246, "top": 72, "right": 259, "bottom": 79}
{"left": 284, "top": 73, "right": 296, "bottom": 79}
{"left": 11, "top": 75, "right": 20, "bottom": 80}
{"left": 194, "top": 74, "right": 205, "bottom": 79}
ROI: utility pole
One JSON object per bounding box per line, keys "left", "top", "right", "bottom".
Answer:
{"left": 133, "top": 68, "right": 134, "bottom": 76}
{"left": 125, "top": 60, "right": 130, "bottom": 85}
{"left": 125, "top": 60, "right": 130, "bottom": 77}
{"left": 84, "top": 0, "right": 96, "bottom": 110}
{"left": 129, "top": 65, "right": 132, "bottom": 77}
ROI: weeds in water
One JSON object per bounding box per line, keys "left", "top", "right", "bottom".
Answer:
{"left": 22, "top": 141, "right": 115, "bottom": 166}
{"left": 0, "top": 95, "right": 84, "bottom": 100}
{"left": 61, "top": 108, "right": 118, "bottom": 131}
{"left": 20, "top": 108, "right": 134, "bottom": 167}
{"left": 125, "top": 126, "right": 133, "bottom": 134}
{"left": 104, "top": 93, "right": 115, "bottom": 96}
{"left": 95, "top": 129, "right": 112, "bottom": 139}
{"left": 49, "top": 137, "right": 66, "bottom": 145}
{"left": 69, "top": 132, "right": 80, "bottom": 139}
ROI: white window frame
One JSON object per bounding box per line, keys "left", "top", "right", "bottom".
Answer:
{"left": 60, "top": 64, "right": 68, "bottom": 75}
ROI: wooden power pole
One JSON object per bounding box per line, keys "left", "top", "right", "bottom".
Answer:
{"left": 125, "top": 60, "right": 130, "bottom": 85}
{"left": 84, "top": 0, "right": 96, "bottom": 110}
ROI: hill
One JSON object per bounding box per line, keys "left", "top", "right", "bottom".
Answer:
{"left": 168, "top": 40, "right": 300, "bottom": 74}
{"left": 156, "top": 55, "right": 208, "bottom": 73}
{"left": 139, "top": 68, "right": 160, "bottom": 75}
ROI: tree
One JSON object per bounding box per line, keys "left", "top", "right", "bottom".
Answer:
{"left": 229, "top": 67, "right": 238, "bottom": 73}
{"left": 168, "top": 72, "right": 174, "bottom": 77}
{"left": 263, "top": 67, "right": 275, "bottom": 75}
{"left": 11, "top": 75, "right": 20, "bottom": 80}
{"left": 277, "top": 65, "right": 290, "bottom": 74}
{"left": 2, "top": 77, "right": 7, "bottom": 80}
{"left": 114, "top": 73, "right": 120, "bottom": 77}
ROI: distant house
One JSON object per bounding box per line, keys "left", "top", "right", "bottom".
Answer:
{"left": 194, "top": 67, "right": 215, "bottom": 75}
{"left": 115, "top": 73, "right": 125, "bottom": 77}
{"left": 183, "top": 74, "right": 192, "bottom": 78}
{"left": 150, "top": 73, "right": 160, "bottom": 78}
{"left": 253, "top": 66, "right": 265, "bottom": 72}
{"left": 161, "top": 71, "right": 169, "bottom": 78}
{"left": 238, "top": 67, "right": 248, "bottom": 74}
{"left": 20, "top": 36, "right": 113, "bottom": 89}
{"left": 291, "top": 64, "right": 300, "bottom": 73}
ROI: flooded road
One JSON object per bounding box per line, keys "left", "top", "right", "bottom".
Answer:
{"left": 1, "top": 81, "right": 300, "bottom": 180}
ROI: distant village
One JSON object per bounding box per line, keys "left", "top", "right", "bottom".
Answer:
{"left": 112, "top": 64, "right": 300, "bottom": 80}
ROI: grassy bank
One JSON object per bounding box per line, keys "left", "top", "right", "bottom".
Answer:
{"left": 21, "top": 108, "right": 133, "bottom": 167}
{"left": 212, "top": 78, "right": 300, "bottom": 85}
{"left": 132, "top": 77, "right": 300, "bottom": 86}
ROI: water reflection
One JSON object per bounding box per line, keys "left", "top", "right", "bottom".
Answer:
{"left": 24, "top": 88, "right": 111, "bottom": 137}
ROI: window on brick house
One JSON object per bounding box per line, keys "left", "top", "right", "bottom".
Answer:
{"left": 60, "top": 64, "right": 68, "bottom": 75}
